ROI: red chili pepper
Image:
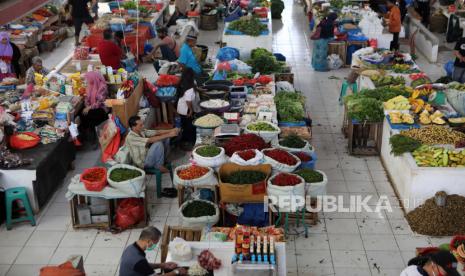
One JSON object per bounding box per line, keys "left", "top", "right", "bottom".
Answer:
{"left": 224, "top": 134, "right": 267, "bottom": 156}
{"left": 264, "top": 149, "right": 297, "bottom": 166}
{"left": 294, "top": 152, "right": 312, "bottom": 162}
{"left": 156, "top": 74, "right": 180, "bottom": 87}
{"left": 177, "top": 165, "right": 209, "bottom": 180}
{"left": 237, "top": 149, "right": 256, "bottom": 161}
{"left": 272, "top": 173, "right": 301, "bottom": 186}
{"left": 257, "top": 75, "right": 272, "bottom": 85}
{"left": 82, "top": 168, "right": 105, "bottom": 182}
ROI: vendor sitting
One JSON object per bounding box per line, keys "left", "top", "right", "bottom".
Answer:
{"left": 25, "top": 57, "right": 50, "bottom": 86}
{"left": 120, "top": 226, "right": 187, "bottom": 276}
{"left": 178, "top": 35, "right": 202, "bottom": 77}
{"left": 126, "top": 115, "right": 179, "bottom": 173}
{"left": 97, "top": 29, "right": 123, "bottom": 70}
{"left": 151, "top": 27, "right": 180, "bottom": 72}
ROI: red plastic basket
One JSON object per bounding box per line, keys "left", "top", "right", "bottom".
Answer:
{"left": 80, "top": 167, "right": 108, "bottom": 192}
{"left": 9, "top": 132, "right": 40, "bottom": 150}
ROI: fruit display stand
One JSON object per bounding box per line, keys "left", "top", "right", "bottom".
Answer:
{"left": 379, "top": 117, "right": 465, "bottom": 212}
{"left": 165, "top": 241, "right": 288, "bottom": 276}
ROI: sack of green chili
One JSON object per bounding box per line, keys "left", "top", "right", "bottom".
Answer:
{"left": 173, "top": 164, "right": 218, "bottom": 188}
{"left": 244, "top": 121, "right": 281, "bottom": 143}
{"left": 192, "top": 145, "right": 228, "bottom": 168}
{"left": 295, "top": 169, "right": 328, "bottom": 197}
{"left": 179, "top": 199, "right": 219, "bottom": 228}
{"left": 273, "top": 138, "right": 314, "bottom": 154}
{"left": 107, "top": 164, "right": 146, "bottom": 197}
{"left": 267, "top": 173, "right": 305, "bottom": 212}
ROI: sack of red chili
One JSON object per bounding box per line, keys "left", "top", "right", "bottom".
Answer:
{"left": 267, "top": 172, "right": 305, "bottom": 211}
{"left": 80, "top": 167, "right": 107, "bottom": 192}
{"left": 262, "top": 148, "right": 300, "bottom": 173}
{"left": 230, "top": 149, "right": 264, "bottom": 166}
{"left": 294, "top": 152, "right": 312, "bottom": 162}
{"left": 224, "top": 134, "right": 268, "bottom": 156}
{"left": 173, "top": 164, "right": 219, "bottom": 187}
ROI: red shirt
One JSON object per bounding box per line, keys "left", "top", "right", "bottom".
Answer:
{"left": 97, "top": 40, "right": 123, "bottom": 70}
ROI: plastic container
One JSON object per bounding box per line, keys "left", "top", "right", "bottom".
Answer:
{"left": 80, "top": 167, "right": 108, "bottom": 192}
{"left": 298, "top": 152, "right": 317, "bottom": 169}
{"left": 229, "top": 85, "right": 247, "bottom": 99}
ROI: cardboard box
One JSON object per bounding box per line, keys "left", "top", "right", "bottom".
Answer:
{"left": 219, "top": 163, "right": 272, "bottom": 203}
{"left": 91, "top": 215, "right": 109, "bottom": 224}
{"left": 76, "top": 205, "right": 91, "bottom": 225}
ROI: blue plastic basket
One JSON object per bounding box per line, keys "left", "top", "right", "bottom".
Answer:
{"left": 298, "top": 152, "right": 317, "bottom": 170}
{"left": 386, "top": 115, "right": 420, "bottom": 130}
{"left": 278, "top": 121, "right": 307, "bottom": 127}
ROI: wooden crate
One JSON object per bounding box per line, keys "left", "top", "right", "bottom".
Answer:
{"left": 347, "top": 119, "right": 383, "bottom": 156}
{"left": 274, "top": 73, "right": 294, "bottom": 84}
{"left": 270, "top": 198, "right": 319, "bottom": 226}
{"left": 328, "top": 41, "right": 347, "bottom": 66}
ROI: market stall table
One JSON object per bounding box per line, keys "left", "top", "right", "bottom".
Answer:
{"left": 166, "top": 241, "right": 287, "bottom": 276}
{"left": 0, "top": 136, "right": 76, "bottom": 213}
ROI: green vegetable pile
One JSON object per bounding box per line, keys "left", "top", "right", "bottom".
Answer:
{"left": 196, "top": 145, "right": 221, "bottom": 157}
{"left": 279, "top": 134, "right": 306, "bottom": 148}
{"left": 274, "top": 91, "right": 305, "bottom": 122}
{"left": 228, "top": 17, "right": 268, "bottom": 36}
{"left": 346, "top": 97, "right": 384, "bottom": 122}
{"left": 182, "top": 201, "right": 216, "bottom": 217}
{"left": 110, "top": 168, "right": 142, "bottom": 182}
{"left": 389, "top": 134, "right": 422, "bottom": 156}
{"left": 370, "top": 75, "right": 406, "bottom": 87}
{"left": 295, "top": 168, "right": 323, "bottom": 183}
{"left": 247, "top": 48, "right": 283, "bottom": 74}
{"left": 121, "top": 1, "right": 137, "bottom": 9}
{"left": 411, "top": 77, "right": 431, "bottom": 88}
{"left": 247, "top": 122, "right": 277, "bottom": 131}
{"left": 435, "top": 76, "right": 453, "bottom": 84}
{"left": 271, "top": 0, "right": 284, "bottom": 19}
{"left": 223, "top": 170, "right": 267, "bottom": 184}
{"left": 352, "top": 87, "right": 410, "bottom": 102}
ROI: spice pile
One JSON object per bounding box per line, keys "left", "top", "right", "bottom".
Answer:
{"left": 194, "top": 114, "right": 224, "bottom": 128}
{"left": 224, "top": 134, "right": 267, "bottom": 156}
{"left": 196, "top": 145, "right": 221, "bottom": 157}
{"left": 400, "top": 126, "right": 465, "bottom": 145}
{"left": 182, "top": 201, "right": 216, "bottom": 217}
{"left": 236, "top": 149, "right": 256, "bottom": 161}
{"left": 279, "top": 134, "right": 306, "bottom": 149}
{"left": 177, "top": 166, "right": 209, "bottom": 180}
{"left": 109, "top": 168, "right": 142, "bottom": 182}
{"left": 296, "top": 168, "right": 323, "bottom": 183}
{"left": 264, "top": 149, "right": 297, "bottom": 165}
{"left": 271, "top": 173, "right": 301, "bottom": 186}
{"left": 406, "top": 194, "right": 465, "bottom": 235}
{"left": 223, "top": 170, "right": 267, "bottom": 184}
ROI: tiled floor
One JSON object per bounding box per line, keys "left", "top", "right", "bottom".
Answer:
{"left": 0, "top": 1, "right": 454, "bottom": 276}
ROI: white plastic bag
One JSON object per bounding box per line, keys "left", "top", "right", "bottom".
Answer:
{"left": 276, "top": 81, "right": 295, "bottom": 92}
{"left": 107, "top": 164, "right": 146, "bottom": 196}
{"left": 267, "top": 173, "right": 305, "bottom": 211}
{"left": 244, "top": 121, "right": 281, "bottom": 143}
{"left": 173, "top": 164, "right": 218, "bottom": 188}
{"left": 305, "top": 170, "right": 328, "bottom": 197}
{"left": 230, "top": 149, "right": 264, "bottom": 166}
{"left": 114, "top": 145, "right": 132, "bottom": 164}
{"left": 169, "top": 237, "right": 192, "bottom": 261}
{"left": 328, "top": 54, "right": 343, "bottom": 70}
{"left": 192, "top": 146, "right": 228, "bottom": 168}
{"left": 262, "top": 149, "right": 301, "bottom": 173}
{"left": 228, "top": 59, "right": 252, "bottom": 74}
{"left": 179, "top": 199, "right": 219, "bottom": 228}
{"left": 273, "top": 139, "right": 315, "bottom": 154}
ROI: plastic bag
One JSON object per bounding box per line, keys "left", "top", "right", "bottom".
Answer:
{"left": 216, "top": 47, "right": 240, "bottom": 62}
{"left": 327, "top": 54, "right": 343, "bottom": 70}
{"left": 114, "top": 145, "right": 132, "bottom": 164}
{"left": 213, "top": 70, "right": 227, "bottom": 81}
{"left": 80, "top": 167, "right": 107, "bottom": 192}
{"left": 173, "top": 164, "right": 218, "bottom": 188}
{"left": 192, "top": 147, "right": 228, "bottom": 168}
{"left": 228, "top": 59, "right": 252, "bottom": 74}
{"left": 39, "top": 261, "right": 85, "bottom": 276}
{"left": 9, "top": 132, "right": 40, "bottom": 150}
{"left": 262, "top": 149, "right": 301, "bottom": 173}
{"left": 230, "top": 149, "right": 264, "bottom": 166}
{"left": 276, "top": 81, "right": 295, "bottom": 92}
{"left": 445, "top": 60, "right": 454, "bottom": 77}
{"left": 143, "top": 80, "right": 160, "bottom": 108}
{"left": 267, "top": 173, "right": 305, "bottom": 211}
{"left": 115, "top": 198, "right": 145, "bottom": 229}
{"left": 107, "top": 164, "right": 146, "bottom": 196}
{"left": 169, "top": 237, "right": 192, "bottom": 261}
{"left": 179, "top": 199, "right": 220, "bottom": 228}
{"left": 97, "top": 116, "right": 118, "bottom": 150}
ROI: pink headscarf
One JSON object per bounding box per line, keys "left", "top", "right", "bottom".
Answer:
{"left": 84, "top": 71, "right": 107, "bottom": 109}
{"left": 0, "top": 32, "right": 13, "bottom": 58}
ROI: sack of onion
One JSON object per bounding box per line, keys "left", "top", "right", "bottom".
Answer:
{"left": 174, "top": 164, "right": 218, "bottom": 187}
{"left": 262, "top": 148, "right": 301, "bottom": 173}
{"left": 229, "top": 149, "right": 264, "bottom": 166}
{"left": 193, "top": 145, "right": 227, "bottom": 168}
{"left": 295, "top": 168, "right": 328, "bottom": 197}
{"left": 267, "top": 172, "right": 305, "bottom": 211}
{"left": 179, "top": 199, "right": 219, "bottom": 228}
{"left": 107, "top": 164, "right": 146, "bottom": 197}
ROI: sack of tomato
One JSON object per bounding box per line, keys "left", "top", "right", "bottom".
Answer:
{"left": 173, "top": 164, "right": 218, "bottom": 187}
{"left": 80, "top": 167, "right": 108, "bottom": 192}
{"left": 9, "top": 132, "right": 40, "bottom": 150}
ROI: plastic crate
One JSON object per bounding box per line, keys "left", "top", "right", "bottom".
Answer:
{"left": 229, "top": 85, "right": 247, "bottom": 98}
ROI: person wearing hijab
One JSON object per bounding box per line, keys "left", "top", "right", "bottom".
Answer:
{"left": 25, "top": 57, "right": 50, "bottom": 85}
{"left": 400, "top": 250, "right": 460, "bottom": 276}
{"left": 311, "top": 12, "right": 337, "bottom": 72}
{"left": 0, "top": 32, "right": 21, "bottom": 80}
{"left": 79, "top": 71, "right": 109, "bottom": 142}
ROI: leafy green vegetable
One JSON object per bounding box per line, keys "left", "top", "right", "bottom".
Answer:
{"left": 228, "top": 17, "right": 268, "bottom": 36}
{"left": 182, "top": 201, "right": 216, "bottom": 217}
{"left": 110, "top": 168, "right": 142, "bottom": 182}
{"left": 274, "top": 91, "right": 305, "bottom": 122}
{"left": 196, "top": 145, "right": 221, "bottom": 157}
{"left": 411, "top": 77, "right": 431, "bottom": 88}
{"left": 122, "top": 1, "right": 137, "bottom": 9}
{"left": 389, "top": 134, "right": 422, "bottom": 156}
{"left": 223, "top": 170, "right": 267, "bottom": 184}
{"left": 279, "top": 134, "right": 306, "bottom": 148}
{"left": 247, "top": 47, "right": 283, "bottom": 74}
{"left": 344, "top": 87, "right": 410, "bottom": 103}
{"left": 296, "top": 168, "right": 323, "bottom": 183}
{"left": 347, "top": 97, "right": 384, "bottom": 122}
{"left": 247, "top": 122, "right": 277, "bottom": 131}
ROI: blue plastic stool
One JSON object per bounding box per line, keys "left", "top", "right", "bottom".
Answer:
{"left": 5, "top": 187, "right": 36, "bottom": 230}
{"left": 339, "top": 80, "right": 358, "bottom": 105}
{"left": 145, "top": 163, "right": 174, "bottom": 198}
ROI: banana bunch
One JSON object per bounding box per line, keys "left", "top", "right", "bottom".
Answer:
{"left": 389, "top": 111, "right": 414, "bottom": 124}
{"left": 419, "top": 110, "right": 445, "bottom": 125}
{"left": 413, "top": 146, "right": 465, "bottom": 167}
{"left": 384, "top": 96, "right": 411, "bottom": 110}
{"left": 456, "top": 244, "right": 465, "bottom": 260}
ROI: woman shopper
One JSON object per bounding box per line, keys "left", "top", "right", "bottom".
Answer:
{"left": 311, "top": 12, "right": 338, "bottom": 72}
{"left": 0, "top": 32, "right": 21, "bottom": 81}
{"left": 176, "top": 68, "right": 200, "bottom": 151}
{"left": 386, "top": 0, "right": 402, "bottom": 51}
{"left": 79, "top": 71, "right": 109, "bottom": 143}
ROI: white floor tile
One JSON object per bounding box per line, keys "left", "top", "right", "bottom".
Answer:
{"left": 85, "top": 247, "right": 124, "bottom": 265}
{"left": 93, "top": 231, "right": 130, "bottom": 248}
{"left": 45, "top": 202, "right": 71, "bottom": 216}
{"left": 366, "top": 250, "right": 405, "bottom": 269}
{"left": 5, "top": 264, "right": 42, "bottom": 276}
{"left": 49, "top": 247, "right": 91, "bottom": 265}
{"left": 59, "top": 230, "right": 98, "bottom": 248}
{"left": 0, "top": 247, "right": 22, "bottom": 265}
{"left": 0, "top": 231, "right": 32, "bottom": 247}
{"left": 36, "top": 215, "right": 71, "bottom": 231}
{"left": 14, "top": 246, "right": 56, "bottom": 265}
{"left": 296, "top": 249, "right": 333, "bottom": 268}
{"left": 299, "top": 266, "right": 335, "bottom": 276}
{"left": 357, "top": 218, "right": 393, "bottom": 235}
{"left": 0, "top": 265, "right": 9, "bottom": 276}
{"left": 84, "top": 264, "right": 118, "bottom": 276}
{"left": 395, "top": 235, "right": 431, "bottom": 251}
{"left": 26, "top": 230, "right": 65, "bottom": 247}
{"left": 331, "top": 250, "right": 369, "bottom": 268}
{"left": 333, "top": 267, "right": 371, "bottom": 276}
{"left": 361, "top": 234, "right": 399, "bottom": 251}
{"left": 295, "top": 233, "right": 329, "bottom": 250}
{"left": 328, "top": 234, "right": 364, "bottom": 251}
{"left": 325, "top": 218, "right": 359, "bottom": 234}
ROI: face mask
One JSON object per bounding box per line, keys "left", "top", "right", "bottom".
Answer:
{"left": 146, "top": 242, "right": 157, "bottom": 251}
